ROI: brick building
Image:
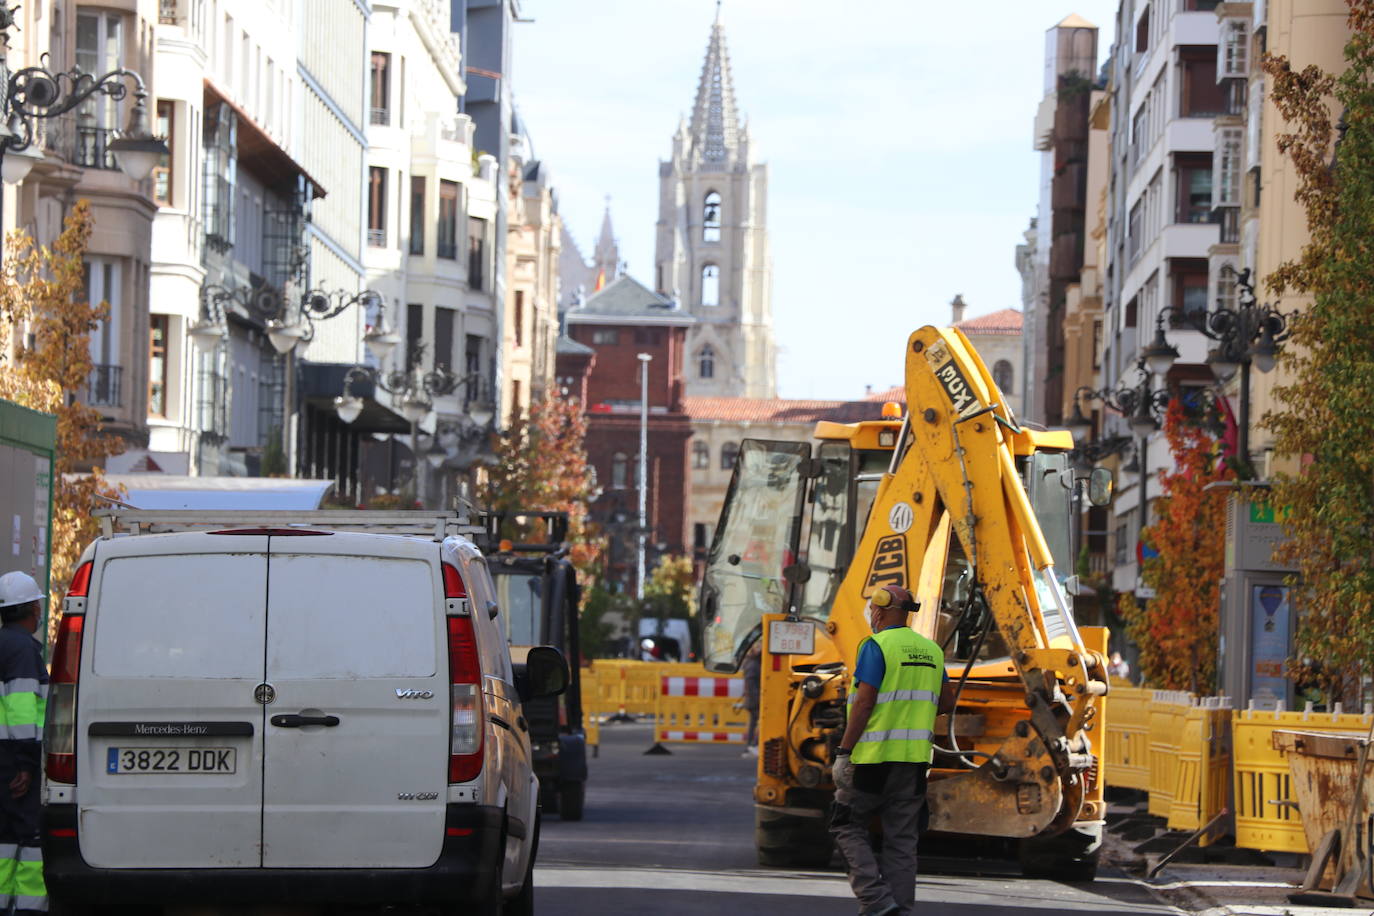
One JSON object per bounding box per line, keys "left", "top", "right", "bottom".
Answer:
{"left": 564, "top": 276, "right": 696, "bottom": 593}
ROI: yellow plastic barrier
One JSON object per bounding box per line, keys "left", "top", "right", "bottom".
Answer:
{"left": 579, "top": 667, "right": 601, "bottom": 750}
{"left": 1233, "top": 702, "right": 1374, "bottom": 854}
{"left": 653, "top": 675, "right": 748, "bottom": 745}
{"left": 1147, "top": 690, "right": 1194, "bottom": 819}
{"left": 1166, "top": 698, "right": 1232, "bottom": 844}
{"left": 1104, "top": 684, "right": 1152, "bottom": 791}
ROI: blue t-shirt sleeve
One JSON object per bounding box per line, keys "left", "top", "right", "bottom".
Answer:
{"left": 854, "top": 640, "right": 886, "bottom": 688}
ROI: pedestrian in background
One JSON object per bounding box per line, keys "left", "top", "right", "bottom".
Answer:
{"left": 0, "top": 571, "right": 49, "bottom": 916}
{"left": 739, "top": 640, "right": 762, "bottom": 758}
{"left": 830, "top": 585, "right": 953, "bottom": 916}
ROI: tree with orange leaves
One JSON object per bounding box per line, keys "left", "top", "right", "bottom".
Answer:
{"left": 1121, "top": 399, "right": 1234, "bottom": 691}
{"left": 0, "top": 200, "right": 123, "bottom": 644}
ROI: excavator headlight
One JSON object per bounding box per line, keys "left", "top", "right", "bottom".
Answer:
{"left": 801, "top": 675, "right": 825, "bottom": 699}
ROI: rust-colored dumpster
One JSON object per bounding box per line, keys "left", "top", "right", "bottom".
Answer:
{"left": 1273, "top": 729, "right": 1374, "bottom": 902}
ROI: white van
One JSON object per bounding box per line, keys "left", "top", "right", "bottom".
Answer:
{"left": 41, "top": 510, "right": 567, "bottom": 915}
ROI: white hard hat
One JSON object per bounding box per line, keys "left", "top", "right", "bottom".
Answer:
{"left": 0, "top": 571, "right": 44, "bottom": 610}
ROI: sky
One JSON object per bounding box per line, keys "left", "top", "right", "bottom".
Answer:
{"left": 514, "top": 0, "right": 1121, "bottom": 400}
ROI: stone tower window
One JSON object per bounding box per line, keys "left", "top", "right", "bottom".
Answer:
{"left": 703, "top": 192, "right": 721, "bottom": 242}
{"left": 993, "top": 360, "right": 1014, "bottom": 394}
{"left": 699, "top": 345, "right": 716, "bottom": 379}
{"left": 701, "top": 265, "right": 720, "bottom": 307}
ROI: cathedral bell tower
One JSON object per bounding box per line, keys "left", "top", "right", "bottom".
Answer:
{"left": 655, "top": 10, "right": 776, "bottom": 398}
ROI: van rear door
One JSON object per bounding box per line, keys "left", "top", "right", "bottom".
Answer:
{"left": 78, "top": 534, "right": 268, "bottom": 869}
{"left": 260, "top": 535, "right": 448, "bottom": 868}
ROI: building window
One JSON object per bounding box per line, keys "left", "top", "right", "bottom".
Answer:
{"left": 703, "top": 191, "right": 721, "bottom": 242}
{"left": 148, "top": 314, "right": 169, "bottom": 417}
{"left": 409, "top": 176, "right": 425, "bottom": 255}
{"left": 591, "top": 329, "right": 618, "bottom": 345}
{"left": 435, "top": 306, "right": 454, "bottom": 372}
{"left": 993, "top": 360, "right": 1014, "bottom": 395}
{"left": 468, "top": 216, "right": 488, "bottom": 289}
{"left": 202, "top": 104, "right": 237, "bottom": 252}
{"left": 1174, "top": 153, "right": 1213, "bottom": 223}
{"left": 1171, "top": 260, "right": 1209, "bottom": 320}
{"left": 701, "top": 264, "right": 719, "bottom": 308}
{"left": 699, "top": 345, "right": 715, "bottom": 379}
{"left": 1184, "top": 0, "right": 1220, "bottom": 9}
{"left": 369, "top": 51, "right": 390, "bottom": 125}
{"left": 406, "top": 303, "right": 423, "bottom": 368}
{"left": 514, "top": 290, "right": 524, "bottom": 348}
{"left": 611, "top": 452, "right": 628, "bottom": 489}
{"left": 153, "top": 100, "right": 174, "bottom": 206}
{"left": 511, "top": 379, "right": 521, "bottom": 424}
{"left": 633, "top": 328, "right": 663, "bottom": 346}
{"left": 694, "top": 523, "right": 710, "bottom": 550}
{"left": 1215, "top": 265, "right": 1238, "bottom": 312}
{"left": 720, "top": 441, "right": 739, "bottom": 470}
{"left": 84, "top": 258, "right": 122, "bottom": 408}
{"left": 1214, "top": 128, "right": 1242, "bottom": 208}
{"left": 1180, "top": 47, "right": 1227, "bottom": 117}
{"left": 1134, "top": 5, "right": 1149, "bottom": 54}
{"left": 1127, "top": 199, "right": 1143, "bottom": 264}
{"left": 1220, "top": 19, "right": 1248, "bottom": 78}
{"left": 367, "top": 167, "right": 387, "bottom": 247}
{"left": 76, "top": 9, "right": 123, "bottom": 137}
{"left": 437, "top": 180, "right": 459, "bottom": 259}
{"left": 692, "top": 441, "right": 709, "bottom": 469}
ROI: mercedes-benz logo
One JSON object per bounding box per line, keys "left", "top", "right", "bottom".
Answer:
{"left": 254, "top": 683, "right": 276, "bottom": 705}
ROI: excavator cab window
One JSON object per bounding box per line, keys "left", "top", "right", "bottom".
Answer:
{"left": 799, "top": 442, "right": 851, "bottom": 621}
{"left": 700, "top": 439, "right": 812, "bottom": 672}
{"left": 934, "top": 532, "right": 1010, "bottom": 663}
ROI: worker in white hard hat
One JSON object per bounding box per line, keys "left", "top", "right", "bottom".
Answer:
{"left": 0, "top": 570, "right": 48, "bottom": 914}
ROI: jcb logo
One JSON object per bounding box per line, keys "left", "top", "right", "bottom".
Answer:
{"left": 863, "top": 534, "right": 907, "bottom": 596}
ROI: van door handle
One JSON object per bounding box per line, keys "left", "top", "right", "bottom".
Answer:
{"left": 270, "top": 714, "right": 340, "bottom": 728}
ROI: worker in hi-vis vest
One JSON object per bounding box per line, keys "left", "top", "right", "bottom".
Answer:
{"left": 0, "top": 571, "right": 49, "bottom": 916}
{"left": 829, "top": 584, "right": 954, "bottom": 916}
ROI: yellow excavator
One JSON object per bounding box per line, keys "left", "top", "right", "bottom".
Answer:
{"left": 700, "top": 326, "right": 1113, "bottom": 880}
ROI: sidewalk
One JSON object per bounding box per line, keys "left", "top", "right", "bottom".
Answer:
{"left": 1103, "top": 800, "right": 1374, "bottom": 915}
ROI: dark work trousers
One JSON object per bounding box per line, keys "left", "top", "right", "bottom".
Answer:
{"left": 0, "top": 764, "right": 45, "bottom": 915}
{"left": 829, "top": 762, "right": 928, "bottom": 915}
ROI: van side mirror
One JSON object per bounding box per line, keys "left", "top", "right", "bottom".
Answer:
{"left": 517, "top": 645, "right": 569, "bottom": 702}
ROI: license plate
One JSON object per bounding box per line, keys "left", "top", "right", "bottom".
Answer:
{"left": 106, "top": 747, "right": 236, "bottom": 775}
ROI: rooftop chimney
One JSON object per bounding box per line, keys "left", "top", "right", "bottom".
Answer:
{"left": 951, "top": 294, "right": 967, "bottom": 325}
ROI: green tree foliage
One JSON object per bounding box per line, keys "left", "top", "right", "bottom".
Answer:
{"left": 1262, "top": 2, "right": 1374, "bottom": 702}
{"left": 0, "top": 201, "right": 123, "bottom": 644}
{"left": 1124, "top": 400, "right": 1233, "bottom": 691}
{"left": 644, "top": 554, "right": 696, "bottom": 620}
{"left": 480, "top": 389, "right": 604, "bottom": 584}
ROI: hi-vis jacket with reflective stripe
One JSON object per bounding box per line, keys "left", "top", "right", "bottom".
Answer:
{"left": 849, "top": 626, "right": 943, "bottom": 765}
{"left": 0, "top": 625, "right": 47, "bottom": 770}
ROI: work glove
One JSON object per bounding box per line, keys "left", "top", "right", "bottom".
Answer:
{"left": 831, "top": 750, "right": 854, "bottom": 793}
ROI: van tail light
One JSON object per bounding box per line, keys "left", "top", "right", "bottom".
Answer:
{"left": 66, "top": 561, "right": 92, "bottom": 598}
{"left": 448, "top": 616, "right": 483, "bottom": 783}
{"left": 46, "top": 613, "right": 85, "bottom": 785}
{"left": 442, "top": 562, "right": 467, "bottom": 598}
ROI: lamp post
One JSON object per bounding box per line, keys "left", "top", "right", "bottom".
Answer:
{"left": 1138, "top": 266, "right": 1291, "bottom": 477}
{"left": 636, "top": 353, "right": 652, "bottom": 602}
{"left": 334, "top": 343, "right": 494, "bottom": 507}
{"left": 0, "top": 6, "right": 169, "bottom": 239}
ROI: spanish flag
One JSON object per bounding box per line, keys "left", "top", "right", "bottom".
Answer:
{"left": 594, "top": 268, "right": 606, "bottom": 292}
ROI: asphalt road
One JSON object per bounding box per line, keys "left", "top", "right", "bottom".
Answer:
{"left": 534, "top": 723, "right": 1181, "bottom": 915}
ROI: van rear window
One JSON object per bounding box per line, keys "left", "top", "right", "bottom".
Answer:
{"left": 93, "top": 554, "right": 268, "bottom": 679}
{"left": 266, "top": 554, "right": 437, "bottom": 679}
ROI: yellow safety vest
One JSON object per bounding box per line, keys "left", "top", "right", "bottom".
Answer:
{"left": 850, "top": 627, "right": 943, "bottom": 765}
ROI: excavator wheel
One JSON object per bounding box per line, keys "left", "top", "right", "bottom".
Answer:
{"left": 755, "top": 806, "right": 834, "bottom": 868}
{"left": 1018, "top": 821, "right": 1102, "bottom": 883}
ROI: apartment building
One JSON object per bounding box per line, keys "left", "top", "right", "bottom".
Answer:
{"left": 3, "top": 0, "right": 162, "bottom": 456}
{"left": 1100, "top": 0, "right": 1230, "bottom": 598}
{"left": 359, "top": 0, "right": 501, "bottom": 507}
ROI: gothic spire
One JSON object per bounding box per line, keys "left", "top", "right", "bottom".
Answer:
{"left": 592, "top": 198, "right": 620, "bottom": 284}
{"left": 687, "top": 14, "right": 741, "bottom": 166}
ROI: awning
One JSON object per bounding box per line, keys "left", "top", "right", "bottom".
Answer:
{"left": 204, "top": 80, "right": 327, "bottom": 200}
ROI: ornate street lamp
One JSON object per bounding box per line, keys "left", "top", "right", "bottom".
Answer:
{"left": 1141, "top": 265, "right": 1291, "bottom": 475}
{"left": 332, "top": 342, "right": 492, "bottom": 428}
{"left": 195, "top": 282, "right": 385, "bottom": 357}
{"left": 0, "top": 5, "right": 168, "bottom": 191}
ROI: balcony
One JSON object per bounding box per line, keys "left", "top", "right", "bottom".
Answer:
{"left": 370, "top": 107, "right": 390, "bottom": 126}
{"left": 159, "top": 0, "right": 177, "bottom": 24}
{"left": 42, "top": 114, "right": 119, "bottom": 171}
{"left": 1217, "top": 207, "right": 1240, "bottom": 244}
{"left": 87, "top": 365, "right": 123, "bottom": 408}
{"left": 367, "top": 228, "right": 386, "bottom": 247}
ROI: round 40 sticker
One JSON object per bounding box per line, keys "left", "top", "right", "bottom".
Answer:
{"left": 888, "top": 502, "right": 914, "bottom": 534}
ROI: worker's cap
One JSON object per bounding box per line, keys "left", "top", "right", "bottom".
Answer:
{"left": 869, "top": 585, "right": 919, "bottom": 613}
{"left": 0, "top": 571, "right": 44, "bottom": 610}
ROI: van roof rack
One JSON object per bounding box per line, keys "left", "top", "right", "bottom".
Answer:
{"left": 94, "top": 509, "right": 483, "bottom": 542}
